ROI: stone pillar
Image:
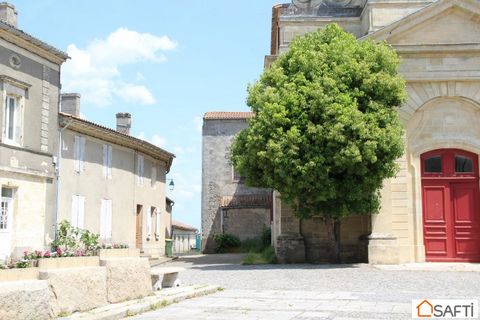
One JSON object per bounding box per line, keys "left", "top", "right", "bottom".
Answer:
{"left": 368, "top": 179, "right": 400, "bottom": 264}
{"left": 60, "top": 93, "right": 81, "bottom": 117}
{"left": 116, "top": 112, "right": 132, "bottom": 135}
{"left": 274, "top": 200, "right": 306, "bottom": 263}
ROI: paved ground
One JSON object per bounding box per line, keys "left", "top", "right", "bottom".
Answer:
{"left": 129, "top": 254, "right": 480, "bottom": 319}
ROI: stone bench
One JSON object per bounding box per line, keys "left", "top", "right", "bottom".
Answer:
{"left": 151, "top": 267, "right": 185, "bottom": 290}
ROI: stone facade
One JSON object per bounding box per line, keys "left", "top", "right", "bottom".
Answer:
{"left": 58, "top": 106, "right": 174, "bottom": 258}
{"left": 0, "top": 3, "right": 68, "bottom": 261}
{"left": 269, "top": 0, "right": 480, "bottom": 264}
{"left": 201, "top": 112, "right": 272, "bottom": 252}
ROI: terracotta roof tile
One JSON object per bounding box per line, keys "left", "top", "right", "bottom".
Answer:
{"left": 220, "top": 194, "right": 272, "bottom": 209}
{"left": 172, "top": 220, "right": 197, "bottom": 232}
{"left": 204, "top": 112, "right": 254, "bottom": 120}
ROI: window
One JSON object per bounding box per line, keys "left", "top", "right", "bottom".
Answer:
{"left": 1, "top": 188, "right": 13, "bottom": 231}
{"left": 137, "top": 155, "right": 144, "bottom": 185}
{"left": 3, "top": 95, "right": 21, "bottom": 145}
{"left": 455, "top": 156, "right": 473, "bottom": 173}
{"left": 100, "top": 199, "right": 112, "bottom": 240}
{"left": 155, "top": 208, "right": 161, "bottom": 240}
{"left": 71, "top": 195, "right": 85, "bottom": 229}
{"left": 102, "top": 144, "right": 112, "bottom": 179}
{"left": 74, "top": 136, "right": 86, "bottom": 173}
{"left": 424, "top": 156, "right": 442, "bottom": 173}
{"left": 151, "top": 166, "right": 157, "bottom": 188}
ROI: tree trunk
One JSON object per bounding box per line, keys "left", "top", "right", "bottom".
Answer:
{"left": 325, "top": 217, "right": 341, "bottom": 264}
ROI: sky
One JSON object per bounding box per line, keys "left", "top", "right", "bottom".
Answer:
{"left": 13, "top": 0, "right": 281, "bottom": 229}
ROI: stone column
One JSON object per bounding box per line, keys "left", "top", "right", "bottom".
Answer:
{"left": 368, "top": 178, "right": 400, "bottom": 264}
{"left": 274, "top": 198, "right": 306, "bottom": 263}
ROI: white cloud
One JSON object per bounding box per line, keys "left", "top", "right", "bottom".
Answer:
{"left": 137, "top": 132, "right": 166, "bottom": 148}
{"left": 62, "top": 28, "right": 177, "bottom": 107}
{"left": 169, "top": 172, "right": 201, "bottom": 199}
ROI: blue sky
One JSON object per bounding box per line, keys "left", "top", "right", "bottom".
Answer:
{"left": 13, "top": 0, "right": 281, "bottom": 229}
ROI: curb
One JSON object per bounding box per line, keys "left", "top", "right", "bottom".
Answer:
{"left": 61, "top": 285, "right": 220, "bottom": 320}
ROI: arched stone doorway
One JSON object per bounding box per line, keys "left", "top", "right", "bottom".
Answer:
{"left": 421, "top": 149, "right": 480, "bottom": 262}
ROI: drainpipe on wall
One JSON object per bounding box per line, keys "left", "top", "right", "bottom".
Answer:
{"left": 53, "top": 117, "right": 73, "bottom": 241}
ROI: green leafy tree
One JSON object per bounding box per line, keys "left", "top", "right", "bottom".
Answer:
{"left": 231, "top": 24, "right": 406, "bottom": 263}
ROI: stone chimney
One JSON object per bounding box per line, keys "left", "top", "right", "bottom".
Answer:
{"left": 116, "top": 113, "right": 131, "bottom": 135}
{"left": 0, "top": 2, "right": 17, "bottom": 28}
{"left": 60, "top": 93, "right": 81, "bottom": 117}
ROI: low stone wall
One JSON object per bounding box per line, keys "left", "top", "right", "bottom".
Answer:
{"left": 37, "top": 256, "right": 100, "bottom": 269}
{"left": 0, "top": 268, "right": 39, "bottom": 282}
{"left": 0, "top": 280, "right": 52, "bottom": 320}
{"left": 98, "top": 248, "right": 140, "bottom": 259}
{"left": 100, "top": 258, "right": 152, "bottom": 304}
{"left": 39, "top": 267, "right": 108, "bottom": 316}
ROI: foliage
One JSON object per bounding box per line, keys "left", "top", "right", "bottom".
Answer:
{"left": 261, "top": 228, "right": 271, "bottom": 247}
{"left": 231, "top": 24, "right": 406, "bottom": 220}
{"left": 15, "top": 260, "right": 31, "bottom": 268}
{"left": 242, "top": 247, "right": 277, "bottom": 265}
{"left": 213, "top": 233, "right": 241, "bottom": 253}
{"left": 51, "top": 220, "right": 81, "bottom": 251}
{"left": 0, "top": 264, "right": 5, "bottom": 270}
{"left": 80, "top": 230, "right": 100, "bottom": 251}
{"left": 100, "top": 243, "right": 129, "bottom": 249}
{"left": 50, "top": 220, "right": 100, "bottom": 254}
{"left": 231, "top": 24, "right": 406, "bottom": 263}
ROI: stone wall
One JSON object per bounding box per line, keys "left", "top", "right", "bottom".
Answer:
{"left": 223, "top": 208, "right": 271, "bottom": 241}
{"left": 202, "top": 117, "right": 271, "bottom": 252}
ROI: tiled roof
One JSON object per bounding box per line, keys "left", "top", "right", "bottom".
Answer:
{"left": 220, "top": 194, "right": 272, "bottom": 209}
{"left": 0, "top": 20, "right": 69, "bottom": 62}
{"left": 203, "top": 112, "right": 254, "bottom": 120}
{"left": 172, "top": 220, "right": 197, "bottom": 232}
{"left": 58, "top": 112, "right": 175, "bottom": 171}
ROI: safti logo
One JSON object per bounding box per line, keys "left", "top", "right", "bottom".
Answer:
{"left": 412, "top": 299, "right": 478, "bottom": 319}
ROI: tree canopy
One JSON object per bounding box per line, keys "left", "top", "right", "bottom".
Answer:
{"left": 231, "top": 24, "right": 406, "bottom": 221}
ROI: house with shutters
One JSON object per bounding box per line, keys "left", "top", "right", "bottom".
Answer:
{"left": 58, "top": 94, "right": 175, "bottom": 258}
{"left": 0, "top": 3, "right": 68, "bottom": 261}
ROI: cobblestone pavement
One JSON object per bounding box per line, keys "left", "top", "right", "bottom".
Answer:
{"left": 129, "top": 254, "right": 480, "bottom": 319}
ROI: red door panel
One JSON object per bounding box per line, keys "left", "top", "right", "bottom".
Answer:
{"left": 451, "top": 182, "right": 480, "bottom": 259}
{"left": 421, "top": 149, "right": 480, "bottom": 262}
{"left": 423, "top": 184, "right": 451, "bottom": 259}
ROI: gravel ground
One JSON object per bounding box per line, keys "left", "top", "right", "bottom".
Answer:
{"left": 137, "top": 254, "right": 480, "bottom": 319}
{"left": 161, "top": 254, "right": 480, "bottom": 302}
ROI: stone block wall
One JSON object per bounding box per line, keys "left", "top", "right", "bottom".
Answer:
{"left": 223, "top": 208, "right": 270, "bottom": 241}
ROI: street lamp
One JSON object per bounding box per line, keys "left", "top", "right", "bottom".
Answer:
{"left": 167, "top": 179, "right": 175, "bottom": 191}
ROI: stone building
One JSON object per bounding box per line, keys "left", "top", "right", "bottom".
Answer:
{"left": 269, "top": 0, "right": 480, "bottom": 264}
{"left": 58, "top": 95, "right": 175, "bottom": 258}
{"left": 0, "top": 3, "right": 68, "bottom": 260}
{"left": 201, "top": 112, "right": 272, "bottom": 252}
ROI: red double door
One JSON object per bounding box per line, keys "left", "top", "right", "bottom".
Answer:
{"left": 422, "top": 149, "right": 480, "bottom": 262}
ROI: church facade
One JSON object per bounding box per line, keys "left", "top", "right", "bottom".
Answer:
{"left": 270, "top": 0, "right": 480, "bottom": 264}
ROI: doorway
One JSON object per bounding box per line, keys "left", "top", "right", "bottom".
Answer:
{"left": 136, "top": 204, "right": 143, "bottom": 250}
{"left": 421, "top": 149, "right": 480, "bottom": 262}
{"left": 0, "top": 188, "right": 14, "bottom": 260}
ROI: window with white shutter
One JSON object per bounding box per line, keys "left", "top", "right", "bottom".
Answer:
{"left": 71, "top": 195, "right": 85, "bottom": 229}
{"left": 155, "top": 208, "right": 161, "bottom": 240}
{"left": 100, "top": 199, "right": 112, "bottom": 240}
{"left": 102, "top": 144, "right": 112, "bottom": 179}
{"left": 151, "top": 166, "right": 157, "bottom": 188}
{"left": 137, "top": 155, "right": 144, "bottom": 185}
{"left": 74, "top": 136, "right": 86, "bottom": 173}
{"left": 146, "top": 206, "right": 153, "bottom": 239}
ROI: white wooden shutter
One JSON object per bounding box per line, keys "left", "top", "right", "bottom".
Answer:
{"left": 107, "top": 145, "right": 112, "bottom": 179}
{"left": 74, "top": 136, "right": 80, "bottom": 172}
{"left": 71, "top": 195, "right": 78, "bottom": 227}
{"left": 102, "top": 144, "right": 108, "bottom": 178}
{"left": 79, "top": 137, "right": 86, "bottom": 172}
{"left": 146, "top": 207, "right": 152, "bottom": 237}
{"left": 155, "top": 208, "right": 161, "bottom": 237}
{"left": 137, "top": 155, "right": 144, "bottom": 185}
{"left": 77, "top": 196, "right": 85, "bottom": 229}
{"left": 100, "top": 199, "right": 112, "bottom": 239}
{"left": 151, "top": 167, "right": 157, "bottom": 188}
